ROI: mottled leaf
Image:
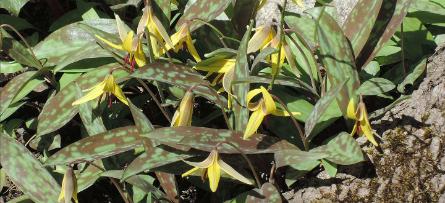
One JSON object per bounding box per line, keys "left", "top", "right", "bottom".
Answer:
{"left": 246, "top": 183, "right": 282, "bottom": 203}
{"left": 274, "top": 148, "right": 327, "bottom": 169}
{"left": 284, "top": 15, "right": 316, "bottom": 46}
{"left": 0, "top": 0, "right": 29, "bottom": 15}
{"left": 156, "top": 172, "right": 179, "bottom": 202}
{"left": 314, "top": 132, "right": 364, "bottom": 165}
{"left": 131, "top": 62, "right": 227, "bottom": 107}
{"left": 101, "top": 170, "right": 164, "bottom": 198}
{"left": 36, "top": 64, "right": 126, "bottom": 137}
{"left": 356, "top": 0, "right": 413, "bottom": 67}
{"left": 1, "top": 38, "right": 43, "bottom": 69}
{"left": 0, "top": 61, "right": 24, "bottom": 74}
{"left": 76, "top": 160, "right": 103, "bottom": 192}
{"left": 129, "top": 101, "right": 154, "bottom": 135}
{"left": 0, "top": 134, "right": 60, "bottom": 203}
{"left": 343, "top": 0, "right": 383, "bottom": 57}
{"left": 316, "top": 10, "right": 360, "bottom": 114}
{"left": 45, "top": 126, "right": 144, "bottom": 165}
{"left": 321, "top": 159, "right": 337, "bottom": 177}
{"left": 356, "top": 77, "right": 395, "bottom": 96}
{"left": 397, "top": 58, "right": 426, "bottom": 93}
{"left": 176, "top": 0, "right": 231, "bottom": 31}
{"left": 305, "top": 79, "right": 346, "bottom": 140}
{"left": 0, "top": 71, "right": 36, "bottom": 115}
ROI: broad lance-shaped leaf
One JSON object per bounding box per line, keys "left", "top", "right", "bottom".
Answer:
{"left": 0, "top": 71, "right": 36, "bottom": 115}
{"left": 1, "top": 38, "right": 43, "bottom": 69}
{"left": 231, "top": 21, "right": 252, "bottom": 131}
{"left": 356, "top": 77, "right": 396, "bottom": 96}
{"left": 355, "top": 0, "right": 413, "bottom": 67}
{"left": 37, "top": 63, "right": 128, "bottom": 137}
{"left": 144, "top": 126, "right": 297, "bottom": 154}
{"left": 129, "top": 101, "right": 154, "bottom": 135}
{"left": 316, "top": 11, "right": 360, "bottom": 114}
{"left": 305, "top": 79, "right": 347, "bottom": 140}
{"left": 131, "top": 62, "right": 227, "bottom": 107}
{"left": 0, "top": 134, "right": 60, "bottom": 203}
{"left": 313, "top": 132, "right": 365, "bottom": 165}
{"left": 176, "top": 0, "right": 231, "bottom": 31}
{"left": 343, "top": 0, "right": 383, "bottom": 57}
{"left": 45, "top": 126, "right": 144, "bottom": 165}
{"left": 0, "top": 0, "right": 29, "bottom": 16}
{"left": 274, "top": 148, "right": 328, "bottom": 169}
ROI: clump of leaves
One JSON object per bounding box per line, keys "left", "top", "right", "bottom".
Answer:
{"left": 1, "top": 0, "right": 442, "bottom": 202}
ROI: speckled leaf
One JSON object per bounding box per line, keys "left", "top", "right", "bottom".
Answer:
{"left": 33, "top": 19, "right": 117, "bottom": 69}
{"left": 356, "top": 77, "right": 395, "bottom": 96}
{"left": 101, "top": 170, "right": 164, "bottom": 197}
{"left": 76, "top": 160, "right": 103, "bottom": 192}
{"left": 305, "top": 79, "right": 346, "bottom": 140}
{"left": 321, "top": 159, "right": 337, "bottom": 177}
{"left": 0, "top": 71, "right": 36, "bottom": 115}
{"left": 37, "top": 64, "right": 126, "bottom": 137}
{"left": 316, "top": 11, "right": 360, "bottom": 114}
{"left": 397, "top": 58, "right": 426, "bottom": 93}
{"left": 0, "top": 0, "right": 29, "bottom": 15}
{"left": 274, "top": 148, "right": 327, "bottom": 169}
{"left": 343, "top": 0, "right": 383, "bottom": 57}
{"left": 0, "top": 134, "right": 60, "bottom": 203}
{"left": 131, "top": 62, "right": 227, "bottom": 107}
{"left": 176, "top": 0, "right": 231, "bottom": 31}
{"left": 123, "top": 145, "right": 191, "bottom": 180}
{"left": 129, "top": 101, "right": 154, "bottom": 135}
{"left": 45, "top": 126, "right": 144, "bottom": 165}
{"left": 355, "top": 0, "right": 413, "bottom": 67}
{"left": 155, "top": 172, "right": 179, "bottom": 202}
{"left": 76, "top": 83, "right": 107, "bottom": 136}
{"left": 246, "top": 183, "right": 282, "bottom": 203}
{"left": 284, "top": 15, "right": 316, "bottom": 46}
{"left": 314, "top": 132, "right": 364, "bottom": 165}
{"left": 157, "top": 126, "right": 297, "bottom": 154}
{"left": 232, "top": 21, "right": 252, "bottom": 131}
{"left": 1, "top": 38, "right": 43, "bottom": 69}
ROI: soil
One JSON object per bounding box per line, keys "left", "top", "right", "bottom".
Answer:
{"left": 283, "top": 46, "right": 445, "bottom": 202}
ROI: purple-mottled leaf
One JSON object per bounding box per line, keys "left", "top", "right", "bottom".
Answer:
{"left": 355, "top": 0, "right": 413, "bottom": 67}
{"left": 131, "top": 62, "right": 227, "bottom": 107}
{"left": 274, "top": 148, "right": 327, "bottom": 169}
{"left": 36, "top": 63, "right": 127, "bottom": 137}
{"left": 144, "top": 126, "right": 297, "bottom": 154}
{"left": 0, "top": 71, "right": 36, "bottom": 115}
{"left": 0, "top": 134, "right": 60, "bottom": 203}
{"left": 128, "top": 101, "right": 154, "bottom": 135}
{"left": 176, "top": 0, "right": 231, "bottom": 31}
{"left": 76, "top": 160, "right": 103, "bottom": 192}
{"left": 44, "top": 126, "right": 144, "bottom": 165}
{"left": 343, "top": 0, "right": 384, "bottom": 57}
{"left": 316, "top": 10, "right": 360, "bottom": 114}
{"left": 313, "top": 132, "right": 364, "bottom": 165}
{"left": 1, "top": 38, "right": 43, "bottom": 69}
{"left": 155, "top": 172, "right": 179, "bottom": 202}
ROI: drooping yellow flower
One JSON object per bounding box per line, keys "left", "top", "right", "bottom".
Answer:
{"left": 96, "top": 14, "right": 146, "bottom": 69}
{"left": 72, "top": 74, "right": 128, "bottom": 106}
{"left": 244, "top": 86, "right": 300, "bottom": 139}
{"left": 347, "top": 98, "right": 378, "bottom": 146}
{"left": 58, "top": 167, "right": 78, "bottom": 203}
{"left": 181, "top": 149, "right": 253, "bottom": 192}
{"left": 168, "top": 23, "right": 201, "bottom": 62}
{"left": 194, "top": 58, "right": 236, "bottom": 87}
{"left": 171, "top": 90, "right": 194, "bottom": 127}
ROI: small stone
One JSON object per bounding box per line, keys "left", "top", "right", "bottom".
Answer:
{"left": 429, "top": 137, "right": 441, "bottom": 160}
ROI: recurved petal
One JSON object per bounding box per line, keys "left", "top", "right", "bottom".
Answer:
{"left": 243, "top": 109, "right": 266, "bottom": 139}
{"left": 112, "top": 84, "right": 129, "bottom": 106}
{"left": 151, "top": 12, "right": 174, "bottom": 48}
{"left": 247, "top": 25, "right": 272, "bottom": 53}
{"left": 95, "top": 35, "right": 124, "bottom": 50}
{"left": 186, "top": 33, "right": 201, "bottom": 62}
{"left": 122, "top": 31, "right": 135, "bottom": 53}
{"left": 218, "top": 159, "right": 253, "bottom": 186}
{"left": 260, "top": 86, "right": 276, "bottom": 114}
{"left": 72, "top": 83, "right": 105, "bottom": 106}
{"left": 183, "top": 150, "right": 218, "bottom": 169}
{"left": 207, "top": 157, "right": 221, "bottom": 192}
{"left": 134, "top": 42, "right": 147, "bottom": 67}
{"left": 194, "top": 59, "right": 236, "bottom": 73}
{"left": 360, "top": 116, "right": 378, "bottom": 146}
{"left": 347, "top": 98, "right": 357, "bottom": 120}
{"left": 246, "top": 88, "right": 263, "bottom": 107}
{"left": 182, "top": 167, "right": 200, "bottom": 177}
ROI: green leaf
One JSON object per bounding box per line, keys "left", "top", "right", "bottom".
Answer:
{"left": 34, "top": 19, "right": 118, "bottom": 70}
{"left": 315, "top": 132, "right": 365, "bottom": 165}
{"left": 5, "top": 195, "right": 32, "bottom": 203}
{"left": 343, "top": 0, "right": 383, "bottom": 57}
{"left": 305, "top": 79, "right": 347, "bottom": 140}
{"left": 409, "top": 0, "right": 445, "bottom": 24}
{"left": 397, "top": 58, "right": 427, "bottom": 93}
{"left": 76, "top": 83, "right": 107, "bottom": 136}
{"left": 173, "top": 127, "right": 297, "bottom": 154}
{"left": 101, "top": 170, "right": 164, "bottom": 198}
{"left": 36, "top": 64, "right": 127, "bottom": 137}
{"left": 1, "top": 38, "right": 43, "bottom": 69}
{"left": 131, "top": 62, "right": 227, "bottom": 107}
{"left": 45, "top": 126, "right": 144, "bottom": 165}
{"left": 0, "top": 14, "right": 36, "bottom": 30}
{"left": 316, "top": 10, "right": 360, "bottom": 114}
{"left": 284, "top": 14, "right": 316, "bottom": 46}
{"left": 231, "top": 21, "right": 252, "bottom": 131}
{"left": 10, "top": 74, "right": 45, "bottom": 104}
{"left": 0, "top": 168, "right": 6, "bottom": 190}
{"left": 0, "top": 0, "right": 30, "bottom": 15}
{"left": 355, "top": 0, "right": 413, "bottom": 67}
{"left": 274, "top": 148, "right": 326, "bottom": 170}
{"left": 128, "top": 101, "right": 154, "bottom": 135}
{"left": 0, "top": 71, "right": 36, "bottom": 115}
{"left": 0, "top": 61, "right": 24, "bottom": 74}
{"left": 176, "top": 0, "right": 232, "bottom": 31}
{"left": 0, "top": 134, "right": 60, "bottom": 203}
{"left": 357, "top": 77, "right": 396, "bottom": 96}
{"left": 321, "top": 159, "right": 337, "bottom": 177}
{"left": 244, "top": 183, "right": 282, "bottom": 202}
{"left": 76, "top": 161, "right": 103, "bottom": 192}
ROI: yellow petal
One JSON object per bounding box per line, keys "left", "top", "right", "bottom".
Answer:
{"left": 247, "top": 25, "right": 273, "bottom": 53}
{"left": 243, "top": 109, "right": 266, "bottom": 139}
{"left": 246, "top": 88, "right": 263, "bottom": 109}
{"left": 122, "top": 31, "right": 135, "bottom": 53}
{"left": 185, "top": 32, "right": 201, "bottom": 62}
{"left": 360, "top": 109, "right": 378, "bottom": 146}
{"left": 347, "top": 98, "right": 357, "bottom": 120}
{"left": 115, "top": 13, "right": 130, "bottom": 42}
{"left": 260, "top": 86, "right": 276, "bottom": 114}
{"left": 183, "top": 150, "right": 217, "bottom": 168}
{"left": 148, "top": 8, "right": 174, "bottom": 48}
{"left": 218, "top": 159, "right": 253, "bottom": 185}
{"left": 72, "top": 82, "right": 106, "bottom": 106}
{"left": 112, "top": 84, "right": 129, "bottom": 106}
{"left": 271, "top": 109, "right": 300, "bottom": 117}
{"left": 173, "top": 91, "right": 194, "bottom": 126}
{"left": 350, "top": 121, "right": 358, "bottom": 136}
{"left": 95, "top": 34, "right": 124, "bottom": 50}
{"left": 58, "top": 175, "right": 65, "bottom": 202}
{"left": 194, "top": 59, "right": 236, "bottom": 73}
{"left": 134, "top": 41, "right": 146, "bottom": 67}
{"left": 207, "top": 154, "right": 221, "bottom": 192}
{"left": 181, "top": 167, "right": 200, "bottom": 177}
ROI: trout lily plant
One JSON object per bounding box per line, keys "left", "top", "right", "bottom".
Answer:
{"left": 0, "top": 0, "right": 438, "bottom": 202}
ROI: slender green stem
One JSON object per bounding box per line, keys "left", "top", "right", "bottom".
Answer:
{"left": 136, "top": 78, "right": 172, "bottom": 123}
{"left": 191, "top": 18, "right": 240, "bottom": 47}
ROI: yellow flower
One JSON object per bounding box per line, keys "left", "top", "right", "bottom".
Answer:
{"left": 244, "top": 86, "right": 300, "bottom": 139}
{"left": 181, "top": 149, "right": 253, "bottom": 192}
{"left": 96, "top": 14, "right": 146, "bottom": 69}
{"left": 347, "top": 98, "right": 378, "bottom": 146}
{"left": 292, "top": 0, "right": 305, "bottom": 8}
{"left": 194, "top": 58, "right": 236, "bottom": 87}
{"left": 168, "top": 23, "right": 201, "bottom": 62}
{"left": 171, "top": 90, "right": 194, "bottom": 127}
{"left": 72, "top": 74, "right": 128, "bottom": 106}
{"left": 58, "top": 167, "right": 78, "bottom": 203}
